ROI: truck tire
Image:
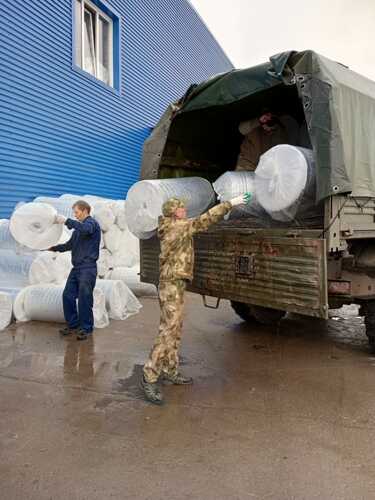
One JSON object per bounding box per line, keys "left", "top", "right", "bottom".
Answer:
{"left": 231, "top": 301, "right": 285, "bottom": 325}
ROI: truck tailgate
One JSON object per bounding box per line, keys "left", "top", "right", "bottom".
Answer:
{"left": 141, "top": 229, "right": 328, "bottom": 319}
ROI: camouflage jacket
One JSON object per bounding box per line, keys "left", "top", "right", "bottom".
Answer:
{"left": 158, "top": 202, "right": 232, "bottom": 282}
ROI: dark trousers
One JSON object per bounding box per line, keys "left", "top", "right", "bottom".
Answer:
{"left": 63, "top": 266, "right": 97, "bottom": 333}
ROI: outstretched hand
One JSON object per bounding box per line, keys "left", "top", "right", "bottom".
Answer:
{"left": 230, "top": 192, "right": 252, "bottom": 207}
{"left": 54, "top": 214, "right": 66, "bottom": 225}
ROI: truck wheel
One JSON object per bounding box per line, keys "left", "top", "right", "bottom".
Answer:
{"left": 231, "top": 301, "right": 285, "bottom": 325}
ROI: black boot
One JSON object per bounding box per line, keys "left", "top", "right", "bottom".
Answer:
{"left": 59, "top": 326, "right": 78, "bottom": 336}
{"left": 163, "top": 372, "right": 193, "bottom": 385}
{"left": 141, "top": 377, "right": 164, "bottom": 405}
{"left": 76, "top": 329, "right": 92, "bottom": 341}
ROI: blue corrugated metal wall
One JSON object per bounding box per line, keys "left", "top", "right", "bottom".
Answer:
{"left": 0, "top": 0, "right": 233, "bottom": 218}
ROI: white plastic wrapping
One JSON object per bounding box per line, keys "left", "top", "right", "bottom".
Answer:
{"left": 83, "top": 194, "right": 107, "bottom": 203}
{"left": 255, "top": 145, "right": 316, "bottom": 222}
{"left": 54, "top": 252, "right": 72, "bottom": 284}
{"left": 110, "top": 229, "right": 139, "bottom": 268}
{"left": 93, "top": 201, "right": 116, "bottom": 232}
{"left": 111, "top": 201, "right": 127, "bottom": 230}
{"left": 33, "top": 197, "right": 75, "bottom": 219}
{"left": 103, "top": 224, "right": 122, "bottom": 254}
{"left": 13, "top": 285, "right": 109, "bottom": 328}
{"left": 10, "top": 202, "right": 63, "bottom": 250}
{"left": 0, "top": 292, "right": 13, "bottom": 331}
{"left": 95, "top": 279, "right": 142, "bottom": 320}
{"left": 59, "top": 194, "right": 82, "bottom": 202}
{"left": 28, "top": 252, "right": 57, "bottom": 285}
{"left": 213, "top": 171, "right": 255, "bottom": 201}
{"left": 213, "top": 171, "right": 263, "bottom": 219}
{"left": 0, "top": 250, "right": 35, "bottom": 287}
{"left": 0, "top": 219, "right": 18, "bottom": 251}
{"left": 59, "top": 226, "right": 73, "bottom": 244}
{"left": 0, "top": 287, "right": 22, "bottom": 300}
{"left": 28, "top": 251, "right": 72, "bottom": 285}
{"left": 106, "top": 266, "right": 157, "bottom": 297}
{"left": 126, "top": 177, "right": 216, "bottom": 239}
{"left": 97, "top": 249, "right": 113, "bottom": 278}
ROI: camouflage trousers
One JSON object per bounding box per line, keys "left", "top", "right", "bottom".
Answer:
{"left": 143, "top": 279, "right": 186, "bottom": 383}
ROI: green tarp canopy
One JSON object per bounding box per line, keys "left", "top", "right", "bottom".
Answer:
{"left": 178, "top": 50, "right": 375, "bottom": 202}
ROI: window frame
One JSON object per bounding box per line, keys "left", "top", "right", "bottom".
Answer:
{"left": 74, "top": 0, "right": 115, "bottom": 89}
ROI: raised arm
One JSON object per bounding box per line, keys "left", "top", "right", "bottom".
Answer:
{"left": 191, "top": 193, "right": 252, "bottom": 234}
{"left": 65, "top": 217, "right": 96, "bottom": 235}
{"left": 191, "top": 202, "right": 232, "bottom": 234}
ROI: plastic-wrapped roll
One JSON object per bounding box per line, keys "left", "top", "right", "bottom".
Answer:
{"left": 13, "top": 285, "right": 109, "bottom": 328}
{"left": 213, "top": 171, "right": 263, "bottom": 219}
{"left": 84, "top": 195, "right": 115, "bottom": 206}
{"left": 213, "top": 171, "right": 256, "bottom": 202}
{"left": 0, "top": 219, "right": 18, "bottom": 251}
{"left": 0, "top": 250, "right": 35, "bottom": 287}
{"left": 255, "top": 145, "right": 315, "bottom": 222}
{"left": 93, "top": 201, "right": 115, "bottom": 232}
{"left": 0, "top": 287, "right": 22, "bottom": 300}
{"left": 111, "top": 229, "right": 139, "bottom": 268}
{"left": 0, "top": 292, "right": 13, "bottom": 331}
{"left": 59, "top": 194, "right": 82, "bottom": 202}
{"left": 110, "top": 201, "right": 127, "bottom": 230}
{"left": 59, "top": 226, "right": 73, "bottom": 244}
{"left": 33, "top": 197, "right": 75, "bottom": 219}
{"left": 84, "top": 195, "right": 106, "bottom": 202}
{"left": 97, "top": 249, "right": 113, "bottom": 278}
{"left": 28, "top": 252, "right": 57, "bottom": 285}
{"left": 103, "top": 225, "right": 122, "bottom": 254}
{"left": 54, "top": 252, "right": 72, "bottom": 284}
{"left": 106, "top": 265, "right": 157, "bottom": 297}
{"left": 10, "top": 202, "right": 63, "bottom": 250}
{"left": 95, "top": 280, "right": 142, "bottom": 320}
{"left": 126, "top": 177, "right": 215, "bottom": 239}
{"left": 92, "top": 288, "right": 110, "bottom": 328}
{"left": 13, "top": 285, "right": 65, "bottom": 322}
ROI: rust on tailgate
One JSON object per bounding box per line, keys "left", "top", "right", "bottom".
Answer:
{"left": 140, "top": 228, "right": 328, "bottom": 319}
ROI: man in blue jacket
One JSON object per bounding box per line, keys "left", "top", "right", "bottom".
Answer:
{"left": 50, "top": 200, "right": 101, "bottom": 341}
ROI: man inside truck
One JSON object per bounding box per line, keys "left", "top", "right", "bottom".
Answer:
{"left": 141, "top": 193, "right": 251, "bottom": 405}
{"left": 235, "top": 110, "right": 303, "bottom": 171}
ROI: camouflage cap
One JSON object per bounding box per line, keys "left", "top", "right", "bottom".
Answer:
{"left": 162, "top": 197, "right": 186, "bottom": 217}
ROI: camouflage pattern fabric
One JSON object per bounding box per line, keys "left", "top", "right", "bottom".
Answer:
{"left": 158, "top": 201, "right": 232, "bottom": 282}
{"left": 143, "top": 200, "right": 233, "bottom": 383}
{"left": 143, "top": 280, "right": 186, "bottom": 383}
{"left": 162, "top": 198, "right": 185, "bottom": 217}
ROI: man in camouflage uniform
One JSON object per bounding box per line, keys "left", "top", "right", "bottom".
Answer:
{"left": 141, "top": 193, "right": 251, "bottom": 404}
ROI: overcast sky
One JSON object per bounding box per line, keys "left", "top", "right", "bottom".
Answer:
{"left": 190, "top": 0, "right": 375, "bottom": 81}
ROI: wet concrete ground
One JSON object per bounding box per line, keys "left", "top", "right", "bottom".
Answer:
{"left": 1, "top": 295, "right": 375, "bottom": 499}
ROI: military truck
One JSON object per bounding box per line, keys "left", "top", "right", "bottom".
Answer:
{"left": 139, "top": 50, "right": 375, "bottom": 348}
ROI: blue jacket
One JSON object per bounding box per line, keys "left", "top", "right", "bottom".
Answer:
{"left": 52, "top": 216, "right": 101, "bottom": 269}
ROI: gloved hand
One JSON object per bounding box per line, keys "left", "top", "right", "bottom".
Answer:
{"left": 230, "top": 193, "right": 252, "bottom": 207}
{"left": 54, "top": 214, "right": 67, "bottom": 225}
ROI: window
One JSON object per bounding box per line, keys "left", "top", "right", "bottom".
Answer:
{"left": 74, "top": 0, "right": 114, "bottom": 87}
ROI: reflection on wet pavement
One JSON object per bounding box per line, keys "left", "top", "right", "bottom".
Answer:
{"left": 1, "top": 296, "right": 375, "bottom": 499}
{"left": 0, "top": 300, "right": 370, "bottom": 395}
